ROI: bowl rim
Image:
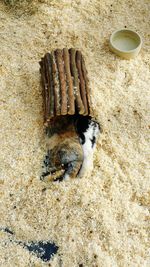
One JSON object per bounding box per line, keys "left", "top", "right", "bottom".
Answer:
{"left": 110, "top": 29, "right": 142, "bottom": 53}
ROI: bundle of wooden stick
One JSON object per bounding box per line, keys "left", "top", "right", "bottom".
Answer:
{"left": 39, "top": 48, "right": 92, "bottom": 124}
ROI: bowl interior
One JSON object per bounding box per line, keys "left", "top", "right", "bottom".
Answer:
{"left": 111, "top": 30, "right": 141, "bottom": 52}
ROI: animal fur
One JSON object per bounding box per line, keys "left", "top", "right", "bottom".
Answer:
{"left": 41, "top": 116, "right": 100, "bottom": 181}
{"left": 76, "top": 116, "right": 100, "bottom": 177}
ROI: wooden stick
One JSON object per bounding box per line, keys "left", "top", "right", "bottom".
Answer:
{"left": 39, "top": 59, "right": 46, "bottom": 120}
{"left": 63, "top": 48, "right": 75, "bottom": 115}
{"left": 76, "top": 50, "right": 88, "bottom": 116}
{"left": 81, "top": 55, "right": 93, "bottom": 115}
{"left": 44, "top": 53, "right": 54, "bottom": 117}
{"left": 51, "top": 51, "right": 61, "bottom": 116}
{"left": 69, "top": 48, "right": 85, "bottom": 115}
{"left": 39, "top": 58, "right": 50, "bottom": 122}
{"left": 55, "top": 49, "right": 67, "bottom": 116}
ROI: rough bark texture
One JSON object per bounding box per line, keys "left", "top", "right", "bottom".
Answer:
{"left": 39, "top": 48, "right": 92, "bottom": 123}
{"left": 63, "top": 48, "right": 75, "bottom": 115}
{"left": 39, "top": 59, "right": 49, "bottom": 121}
{"left": 51, "top": 51, "right": 61, "bottom": 116}
{"left": 81, "top": 55, "right": 92, "bottom": 115}
{"left": 76, "top": 50, "right": 88, "bottom": 116}
{"left": 45, "top": 53, "right": 54, "bottom": 118}
{"left": 55, "top": 49, "right": 67, "bottom": 116}
{"left": 69, "top": 48, "right": 85, "bottom": 114}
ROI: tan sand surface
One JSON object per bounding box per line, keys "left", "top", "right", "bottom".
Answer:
{"left": 0, "top": 0, "right": 150, "bottom": 266}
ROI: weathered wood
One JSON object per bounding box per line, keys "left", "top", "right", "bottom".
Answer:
{"left": 81, "top": 55, "right": 92, "bottom": 115}
{"left": 69, "top": 48, "right": 85, "bottom": 114}
{"left": 45, "top": 53, "right": 54, "bottom": 117}
{"left": 76, "top": 50, "right": 88, "bottom": 115}
{"left": 39, "top": 58, "right": 50, "bottom": 122}
{"left": 51, "top": 51, "right": 61, "bottom": 116}
{"left": 63, "top": 48, "right": 75, "bottom": 115}
{"left": 55, "top": 49, "right": 67, "bottom": 115}
{"left": 40, "top": 48, "right": 93, "bottom": 122}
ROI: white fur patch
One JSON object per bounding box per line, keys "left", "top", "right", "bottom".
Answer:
{"left": 64, "top": 173, "right": 70, "bottom": 181}
{"left": 78, "top": 120, "right": 100, "bottom": 177}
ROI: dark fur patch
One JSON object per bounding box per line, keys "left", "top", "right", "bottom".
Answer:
{"left": 76, "top": 116, "right": 92, "bottom": 144}
{"left": 91, "top": 136, "right": 96, "bottom": 148}
{"left": 76, "top": 116, "right": 100, "bottom": 147}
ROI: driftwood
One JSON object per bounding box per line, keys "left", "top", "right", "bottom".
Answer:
{"left": 39, "top": 48, "right": 92, "bottom": 124}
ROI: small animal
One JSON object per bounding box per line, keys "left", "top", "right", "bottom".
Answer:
{"left": 41, "top": 116, "right": 100, "bottom": 181}
{"left": 41, "top": 116, "right": 83, "bottom": 181}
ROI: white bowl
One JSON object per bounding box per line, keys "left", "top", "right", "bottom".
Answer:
{"left": 109, "top": 29, "right": 142, "bottom": 59}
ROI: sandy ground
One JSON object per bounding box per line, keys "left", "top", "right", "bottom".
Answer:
{"left": 0, "top": 0, "right": 150, "bottom": 266}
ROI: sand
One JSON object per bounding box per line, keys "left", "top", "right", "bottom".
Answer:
{"left": 0, "top": 0, "right": 150, "bottom": 266}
